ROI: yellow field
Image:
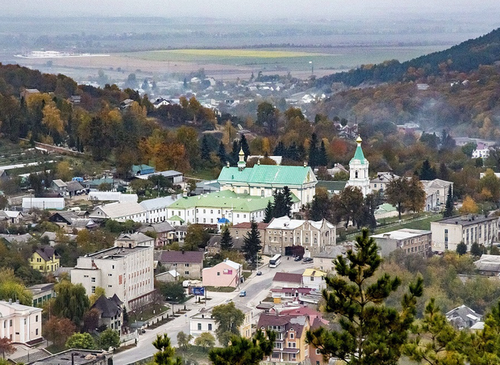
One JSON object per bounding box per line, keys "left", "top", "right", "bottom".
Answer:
{"left": 150, "top": 49, "right": 321, "bottom": 58}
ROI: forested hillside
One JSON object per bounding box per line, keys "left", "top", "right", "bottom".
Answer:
{"left": 316, "top": 27, "right": 500, "bottom": 87}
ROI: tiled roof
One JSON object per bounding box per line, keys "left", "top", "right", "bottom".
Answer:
{"left": 159, "top": 250, "right": 204, "bottom": 264}
{"left": 217, "top": 164, "right": 316, "bottom": 186}
{"left": 257, "top": 313, "right": 308, "bottom": 337}
{"left": 273, "top": 272, "right": 302, "bottom": 284}
{"left": 35, "top": 246, "right": 59, "bottom": 261}
{"left": 91, "top": 295, "right": 122, "bottom": 318}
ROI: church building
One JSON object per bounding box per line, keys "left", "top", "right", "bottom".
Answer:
{"left": 346, "top": 136, "right": 370, "bottom": 196}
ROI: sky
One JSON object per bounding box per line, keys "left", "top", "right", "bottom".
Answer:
{"left": 2, "top": 0, "right": 500, "bottom": 20}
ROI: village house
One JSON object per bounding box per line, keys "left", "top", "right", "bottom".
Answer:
{"left": 139, "top": 196, "right": 177, "bottom": 224}
{"left": 258, "top": 312, "right": 310, "bottom": 364}
{"left": 29, "top": 246, "right": 60, "bottom": 273}
{"left": 446, "top": 305, "right": 482, "bottom": 330}
{"left": 202, "top": 259, "right": 242, "bottom": 288}
{"left": 115, "top": 232, "right": 155, "bottom": 248}
{"left": 302, "top": 269, "right": 326, "bottom": 291}
{"left": 90, "top": 294, "right": 124, "bottom": 335}
{"left": 421, "top": 179, "right": 454, "bottom": 212}
{"left": 139, "top": 222, "right": 175, "bottom": 247}
{"left": 89, "top": 201, "right": 147, "bottom": 223}
{"left": 28, "top": 283, "right": 55, "bottom": 307}
{"left": 156, "top": 250, "right": 204, "bottom": 280}
{"left": 272, "top": 272, "right": 303, "bottom": 289}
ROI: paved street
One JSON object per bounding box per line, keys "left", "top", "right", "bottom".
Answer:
{"left": 114, "top": 258, "right": 313, "bottom": 365}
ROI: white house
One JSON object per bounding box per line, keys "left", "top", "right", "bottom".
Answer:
{"left": 0, "top": 300, "right": 43, "bottom": 344}
{"left": 89, "top": 202, "right": 147, "bottom": 223}
{"left": 139, "top": 196, "right": 177, "bottom": 223}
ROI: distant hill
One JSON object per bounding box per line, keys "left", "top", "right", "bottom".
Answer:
{"left": 317, "top": 27, "right": 500, "bottom": 87}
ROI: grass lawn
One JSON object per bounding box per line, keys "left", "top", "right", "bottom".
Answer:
{"left": 374, "top": 214, "right": 442, "bottom": 234}
{"left": 205, "top": 286, "right": 236, "bottom": 293}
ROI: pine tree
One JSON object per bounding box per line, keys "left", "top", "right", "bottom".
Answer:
{"left": 201, "top": 135, "right": 211, "bottom": 161}
{"left": 242, "top": 221, "right": 262, "bottom": 269}
{"left": 263, "top": 201, "right": 274, "bottom": 223}
{"left": 308, "top": 133, "right": 319, "bottom": 168}
{"left": 220, "top": 227, "right": 233, "bottom": 251}
{"left": 153, "top": 334, "right": 182, "bottom": 365}
{"left": 319, "top": 140, "right": 328, "bottom": 166}
{"left": 443, "top": 185, "right": 454, "bottom": 218}
{"left": 230, "top": 140, "right": 239, "bottom": 164}
{"left": 240, "top": 134, "right": 250, "bottom": 160}
{"left": 217, "top": 142, "right": 226, "bottom": 166}
{"left": 420, "top": 159, "right": 437, "bottom": 180}
{"left": 282, "top": 186, "right": 293, "bottom": 218}
{"left": 306, "top": 229, "right": 423, "bottom": 365}
{"left": 272, "top": 190, "right": 287, "bottom": 218}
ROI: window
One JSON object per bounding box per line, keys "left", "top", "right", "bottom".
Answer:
{"left": 91, "top": 286, "right": 96, "bottom": 293}
{"left": 208, "top": 324, "right": 212, "bottom": 331}
{"left": 198, "top": 323, "right": 202, "bottom": 330}
{"left": 290, "top": 333, "right": 294, "bottom": 339}
{"left": 36, "top": 328, "right": 39, "bottom": 336}
{"left": 91, "top": 277, "right": 96, "bottom": 282}
{"left": 9, "top": 320, "right": 12, "bottom": 326}
{"left": 217, "top": 272, "right": 220, "bottom": 276}
{"left": 185, "top": 271, "right": 189, "bottom": 275}
{"left": 185, "top": 263, "right": 190, "bottom": 267}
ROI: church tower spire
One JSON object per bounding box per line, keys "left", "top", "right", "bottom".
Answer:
{"left": 237, "top": 147, "right": 246, "bottom": 171}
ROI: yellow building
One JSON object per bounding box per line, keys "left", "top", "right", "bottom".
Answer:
{"left": 30, "top": 246, "right": 60, "bottom": 273}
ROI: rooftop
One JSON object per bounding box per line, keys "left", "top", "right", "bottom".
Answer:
{"left": 218, "top": 163, "right": 316, "bottom": 186}
{"left": 158, "top": 250, "right": 204, "bottom": 263}
{"left": 79, "top": 245, "right": 150, "bottom": 261}
{"left": 433, "top": 215, "right": 498, "bottom": 227}
{"left": 371, "top": 229, "right": 431, "bottom": 241}
{"left": 27, "top": 350, "right": 111, "bottom": 365}
{"left": 273, "top": 272, "right": 302, "bottom": 284}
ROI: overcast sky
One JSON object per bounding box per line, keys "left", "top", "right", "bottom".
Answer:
{"left": 2, "top": 0, "right": 500, "bottom": 19}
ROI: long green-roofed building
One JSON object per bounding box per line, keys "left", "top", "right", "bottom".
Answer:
{"left": 167, "top": 152, "right": 314, "bottom": 225}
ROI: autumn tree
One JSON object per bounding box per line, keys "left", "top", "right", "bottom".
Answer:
{"left": 306, "top": 229, "right": 423, "bottom": 365}
{"left": 176, "top": 331, "right": 192, "bottom": 350}
{"left": 44, "top": 316, "right": 77, "bottom": 347}
{"left": 0, "top": 338, "right": 15, "bottom": 359}
{"left": 194, "top": 332, "right": 215, "bottom": 351}
{"left": 183, "top": 224, "right": 210, "bottom": 251}
{"left": 65, "top": 332, "right": 95, "bottom": 349}
{"left": 332, "top": 186, "right": 364, "bottom": 227}
{"left": 459, "top": 195, "right": 479, "bottom": 215}
{"left": 478, "top": 169, "right": 500, "bottom": 203}
{"left": 53, "top": 281, "right": 90, "bottom": 328}
{"left": 212, "top": 302, "right": 245, "bottom": 347}
{"left": 385, "top": 176, "right": 425, "bottom": 220}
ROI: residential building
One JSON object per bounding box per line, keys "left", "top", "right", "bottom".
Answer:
{"left": 49, "top": 211, "right": 96, "bottom": 232}
{"left": 0, "top": 210, "right": 25, "bottom": 224}
{"left": 229, "top": 221, "right": 268, "bottom": 246}
{"left": 421, "top": 179, "right": 454, "bottom": 212}
{"left": 27, "top": 350, "right": 112, "bottom": 365}
{"left": 270, "top": 287, "right": 320, "bottom": 305}
{"left": 346, "top": 136, "right": 370, "bottom": 197}
{"left": 139, "top": 196, "right": 177, "bottom": 223}
{"left": 139, "top": 222, "right": 175, "bottom": 247}
{"left": 51, "top": 179, "right": 67, "bottom": 195}
{"left": 431, "top": 215, "right": 499, "bottom": 252}
{"left": 446, "top": 305, "right": 482, "bottom": 330}
{"left": 370, "top": 172, "right": 399, "bottom": 194}
{"left": 115, "top": 232, "right": 154, "bottom": 248}
{"left": 371, "top": 229, "right": 432, "bottom": 257}
{"left": 202, "top": 259, "right": 242, "bottom": 288}
{"left": 167, "top": 190, "right": 298, "bottom": 226}
{"left": 30, "top": 246, "right": 60, "bottom": 273}
{"left": 272, "top": 272, "right": 303, "bottom": 288}
{"left": 474, "top": 254, "right": 500, "bottom": 276}
{"left": 71, "top": 242, "right": 154, "bottom": 310}
{"left": 217, "top": 149, "right": 317, "bottom": 206}
{"left": 28, "top": 283, "right": 56, "bottom": 307}
{"left": 472, "top": 143, "right": 491, "bottom": 159}
{"left": 89, "top": 202, "right": 147, "bottom": 223}
{"left": 206, "top": 235, "right": 245, "bottom": 255}
{"left": 258, "top": 312, "right": 310, "bottom": 363}
{"left": 302, "top": 269, "right": 326, "bottom": 291}
{"left": 156, "top": 251, "right": 204, "bottom": 280}
{"left": 313, "top": 246, "right": 347, "bottom": 272}
{"left": 189, "top": 303, "right": 252, "bottom": 340}
{"left": 264, "top": 216, "right": 336, "bottom": 255}
{"left": 90, "top": 294, "right": 123, "bottom": 335}
{"left": 0, "top": 300, "right": 42, "bottom": 344}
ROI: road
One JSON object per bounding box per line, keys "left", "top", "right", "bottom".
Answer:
{"left": 114, "top": 258, "right": 312, "bottom": 365}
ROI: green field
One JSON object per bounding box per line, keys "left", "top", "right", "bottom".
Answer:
{"left": 125, "top": 45, "right": 450, "bottom": 72}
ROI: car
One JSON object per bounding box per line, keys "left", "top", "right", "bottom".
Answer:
{"left": 239, "top": 290, "right": 247, "bottom": 297}
{"left": 303, "top": 257, "right": 313, "bottom": 263}
{"left": 256, "top": 271, "right": 262, "bottom": 276}
{"left": 294, "top": 256, "right": 302, "bottom": 261}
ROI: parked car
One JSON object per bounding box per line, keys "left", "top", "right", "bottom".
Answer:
{"left": 294, "top": 256, "right": 302, "bottom": 261}
{"left": 303, "top": 257, "right": 313, "bottom": 263}
{"left": 256, "top": 271, "right": 262, "bottom": 276}
{"left": 239, "top": 290, "right": 247, "bottom": 297}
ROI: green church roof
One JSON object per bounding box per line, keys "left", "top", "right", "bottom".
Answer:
{"left": 350, "top": 138, "right": 367, "bottom": 165}
{"left": 169, "top": 190, "right": 299, "bottom": 213}
{"left": 217, "top": 164, "right": 315, "bottom": 186}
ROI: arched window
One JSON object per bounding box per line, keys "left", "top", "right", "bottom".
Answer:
{"left": 355, "top": 170, "right": 358, "bottom": 179}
